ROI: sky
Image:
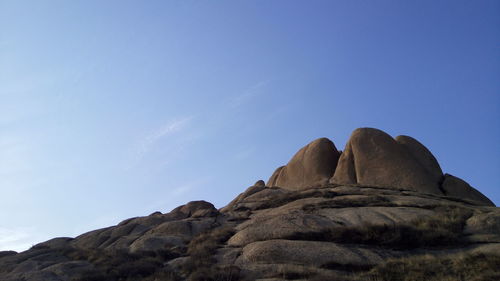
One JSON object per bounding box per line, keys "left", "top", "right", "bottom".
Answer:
{"left": 1, "top": 0, "right": 499, "bottom": 252}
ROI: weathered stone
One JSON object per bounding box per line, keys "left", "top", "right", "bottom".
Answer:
{"left": 267, "top": 138, "right": 340, "bottom": 190}
{"left": 1, "top": 129, "right": 498, "bottom": 281}
{"left": 0, "top": 251, "right": 17, "bottom": 259}
{"left": 465, "top": 209, "right": 500, "bottom": 235}
{"left": 33, "top": 237, "right": 73, "bottom": 250}
{"left": 464, "top": 208, "right": 500, "bottom": 243}
{"left": 42, "top": 261, "right": 94, "bottom": 279}
{"left": 215, "top": 247, "right": 242, "bottom": 265}
{"left": 149, "top": 220, "right": 193, "bottom": 237}
{"left": 103, "top": 235, "right": 142, "bottom": 250}
{"left": 228, "top": 213, "right": 337, "bottom": 246}
{"left": 220, "top": 183, "right": 267, "bottom": 212}
{"left": 254, "top": 180, "right": 265, "bottom": 187}
{"left": 236, "top": 240, "right": 398, "bottom": 267}
{"left": 239, "top": 263, "right": 338, "bottom": 281}
{"left": 71, "top": 227, "right": 114, "bottom": 249}
{"left": 267, "top": 166, "right": 284, "bottom": 187}
{"left": 317, "top": 206, "right": 435, "bottom": 227}
{"left": 441, "top": 174, "right": 495, "bottom": 206}
{"left": 395, "top": 135, "right": 443, "bottom": 183}
{"left": 331, "top": 128, "right": 443, "bottom": 195}
{"left": 171, "top": 200, "right": 219, "bottom": 218}
{"left": 242, "top": 188, "right": 287, "bottom": 203}
{"left": 167, "top": 256, "right": 190, "bottom": 270}
{"left": 129, "top": 235, "right": 185, "bottom": 253}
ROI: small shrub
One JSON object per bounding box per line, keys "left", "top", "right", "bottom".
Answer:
{"left": 111, "top": 257, "right": 161, "bottom": 277}
{"left": 143, "top": 270, "right": 182, "bottom": 281}
{"left": 59, "top": 246, "right": 180, "bottom": 280}
{"left": 182, "top": 226, "right": 238, "bottom": 281}
{"left": 71, "top": 270, "right": 109, "bottom": 281}
{"left": 362, "top": 253, "right": 500, "bottom": 281}
{"left": 320, "top": 262, "right": 373, "bottom": 272}
{"left": 213, "top": 265, "right": 241, "bottom": 281}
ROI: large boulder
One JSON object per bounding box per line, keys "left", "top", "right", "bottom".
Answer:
{"left": 170, "top": 200, "right": 218, "bottom": 218}
{"left": 395, "top": 135, "right": 443, "bottom": 183}
{"left": 441, "top": 174, "right": 495, "bottom": 206}
{"left": 331, "top": 128, "right": 443, "bottom": 195}
{"left": 267, "top": 138, "right": 341, "bottom": 190}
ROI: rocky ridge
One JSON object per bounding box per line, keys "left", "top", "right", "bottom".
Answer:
{"left": 1, "top": 128, "right": 498, "bottom": 281}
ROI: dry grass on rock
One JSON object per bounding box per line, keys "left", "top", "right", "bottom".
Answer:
{"left": 361, "top": 253, "right": 500, "bottom": 281}
{"left": 61, "top": 247, "right": 182, "bottom": 281}
{"left": 182, "top": 225, "right": 240, "bottom": 281}
{"left": 288, "top": 206, "right": 473, "bottom": 250}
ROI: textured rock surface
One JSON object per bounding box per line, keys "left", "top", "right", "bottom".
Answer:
{"left": 267, "top": 138, "right": 340, "bottom": 190}
{"left": 236, "top": 239, "right": 398, "bottom": 267}
{"left": 1, "top": 183, "right": 497, "bottom": 281}
{"left": 395, "top": 135, "right": 444, "bottom": 182}
{"left": 331, "top": 128, "right": 443, "bottom": 195}
{"left": 441, "top": 174, "right": 495, "bottom": 206}
{"left": 1, "top": 129, "right": 497, "bottom": 281}
{"left": 465, "top": 209, "right": 500, "bottom": 243}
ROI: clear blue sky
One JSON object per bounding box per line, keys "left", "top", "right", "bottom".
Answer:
{"left": 1, "top": 1, "right": 499, "bottom": 252}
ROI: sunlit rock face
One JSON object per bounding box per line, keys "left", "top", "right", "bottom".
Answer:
{"left": 331, "top": 128, "right": 443, "bottom": 195}
{"left": 266, "top": 127, "right": 493, "bottom": 206}
{"left": 266, "top": 137, "right": 341, "bottom": 190}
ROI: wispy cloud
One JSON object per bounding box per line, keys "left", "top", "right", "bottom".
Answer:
{"left": 227, "top": 80, "right": 270, "bottom": 108}
{"left": 137, "top": 116, "right": 194, "bottom": 157}
{"left": 234, "top": 147, "right": 255, "bottom": 160}
{"left": 170, "top": 179, "right": 205, "bottom": 197}
{"left": 123, "top": 116, "right": 196, "bottom": 171}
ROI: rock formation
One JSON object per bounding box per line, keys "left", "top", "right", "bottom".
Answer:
{"left": 331, "top": 128, "right": 443, "bottom": 195}
{"left": 267, "top": 138, "right": 340, "bottom": 190}
{"left": 441, "top": 174, "right": 495, "bottom": 206}
{"left": 0, "top": 128, "right": 497, "bottom": 281}
{"left": 268, "top": 127, "right": 493, "bottom": 206}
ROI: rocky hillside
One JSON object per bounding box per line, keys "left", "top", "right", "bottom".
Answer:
{"left": 1, "top": 128, "right": 498, "bottom": 281}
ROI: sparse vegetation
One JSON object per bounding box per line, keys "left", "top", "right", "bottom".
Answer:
{"left": 278, "top": 264, "right": 314, "bottom": 279}
{"left": 60, "top": 247, "right": 182, "bottom": 281}
{"left": 182, "top": 225, "right": 240, "bottom": 281}
{"left": 1, "top": 186, "right": 494, "bottom": 280}
{"left": 360, "top": 253, "right": 500, "bottom": 281}
{"left": 287, "top": 206, "right": 473, "bottom": 249}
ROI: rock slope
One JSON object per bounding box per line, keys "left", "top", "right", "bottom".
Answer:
{"left": 1, "top": 128, "right": 498, "bottom": 281}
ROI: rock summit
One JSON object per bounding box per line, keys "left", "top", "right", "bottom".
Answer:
{"left": 268, "top": 127, "right": 493, "bottom": 206}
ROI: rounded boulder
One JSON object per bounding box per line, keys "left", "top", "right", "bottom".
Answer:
{"left": 331, "top": 128, "right": 443, "bottom": 195}
{"left": 441, "top": 174, "right": 495, "bottom": 206}
{"left": 266, "top": 138, "right": 340, "bottom": 190}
